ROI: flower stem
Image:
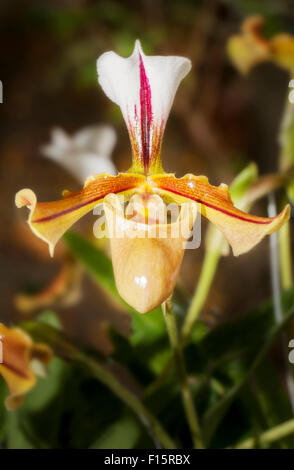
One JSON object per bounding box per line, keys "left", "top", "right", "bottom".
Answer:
{"left": 182, "top": 242, "right": 221, "bottom": 341}
{"left": 278, "top": 86, "right": 293, "bottom": 289}
{"left": 268, "top": 194, "right": 294, "bottom": 413}
{"left": 278, "top": 219, "right": 293, "bottom": 290}
{"left": 163, "top": 299, "right": 205, "bottom": 449}
{"left": 234, "top": 418, "right": 294, "bottom": 449}
{"left": 75, "top": 350, "right": 177, "bottom": 449}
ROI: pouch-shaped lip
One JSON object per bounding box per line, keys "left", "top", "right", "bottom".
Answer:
{"left": 103, "top": 193, "right": 197, "bottom": 313}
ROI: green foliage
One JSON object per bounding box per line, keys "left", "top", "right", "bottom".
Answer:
{"left": 229, "top": 162, "right": 258, "bottom": 204}
{"left": 1, "top": 273, "right": 294, "bottom": 448}
{"left": 201, "top": 300, "right": 294, "bottom": 445}
{"left": 2, "top": 227, "right": 294, "bottom": 449}
{"left": 5, "top": 311, "right": 148, "bottom": 449}
{"left": 89, "top": 412, "right": 141, "bottom": 449}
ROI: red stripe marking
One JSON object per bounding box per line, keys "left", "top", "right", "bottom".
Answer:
{"left": 159, "top": 186, "right": 272, "bottom": 225}
{"left": 33, "top": 186, "right": 134, "bottom": 224}
{"left": 1, "top": 361, "right": 30, "bottom": 379}
{"left": 33, "top": 181, "right": 273, "bottom": 226}
{"left": 139, "top": 53, "right": 152, "bottom": 173}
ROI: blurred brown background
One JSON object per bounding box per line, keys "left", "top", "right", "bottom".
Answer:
{"left": 1, "top": 0, "right": 294, "bottom": 351}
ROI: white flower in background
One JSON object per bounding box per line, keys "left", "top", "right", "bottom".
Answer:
{"left": 41, "top": 125, "right": 117, "bottom": 183}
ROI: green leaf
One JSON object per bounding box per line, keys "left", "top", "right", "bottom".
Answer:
{"left": 7, "top": 411, "right": 36, "bottom": 449}
{"left": 54, "top": 364, "right": 124, "bottom": 449}
{"left": 201, "top": 303, "right": 294, "bottom": 445}
{"left": 229, "top": 162, "right": 258, "bottom": 204}
{"left": 19, "top": 319, "right": 171, "bottom": 448}
{"left": 89, "top": 412, "right": 141, "bottom": 449}
{"left": 22, "top": 357, "right": 66, "bottom": 413}
{"left": 252, "top": 358, "right": 294, "bottom": 448}
{"left": 186, "top": 287, "right": 294, "bottom": 375}
{"left": 63, "top": 232, "right": 117, "bottom": 300}
{"left": 286, "top": 178, "right": 294, "bottom": 205}
{"left": 5, "top": 355, "right": 69, "bottom": 449}
{"left": 37, "top": 310, "right": 62, "bottom": 330}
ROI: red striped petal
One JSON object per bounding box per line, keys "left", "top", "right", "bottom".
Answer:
{"left": 15, "top": 172, "right": 145, "bottom": 256}
{"left": 149, "top": 173, "right": 290, "bottom": 255}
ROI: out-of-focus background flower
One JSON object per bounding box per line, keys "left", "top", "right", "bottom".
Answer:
{"left": 1, "top": 0, "right": 293, "bottom": 346}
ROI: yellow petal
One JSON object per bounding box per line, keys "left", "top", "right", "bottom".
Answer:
{"left": 15, "top": 173, "right": 145, "bottom": 256}
{"left": 104, "top": 193, "right": 197, "bottom": 313}
{"left": 227, "top": 16, "right": 270, "bottom": 74}
{"left": 0, "top": 324, "right": 52, "bottom": 410}
{"left": 228, "top": 16, "right": 294, "bottom": 74}
{"left": 271, "top": 34, "right": 294, "bottom": 71}
{"left": 205, "top": 169, "right": 288, "bottom": 257}
{"left": 227, "top": 36, "right": 268, "bottom": 75}
{"left": 149, "top": 173, "right": 290, "bottom": 256}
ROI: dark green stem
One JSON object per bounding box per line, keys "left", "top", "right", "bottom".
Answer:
{"left": 163, "top": 300, "right": 205, "bottom": 449}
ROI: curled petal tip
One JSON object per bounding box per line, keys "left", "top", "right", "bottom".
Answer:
{"left": 15, "top": 189, "right": 36, "bottom": 209}
{"left": 150, "top": 173, "right": 291, "bottom": 257}
{"left": 15, "top": 188, "right": 55, "bottom": 257}
{"left": 268, "top": 202, "right": 291, "bottom": 233}
{"left": 15, "top": 174, "right": 145, "bottom": 257}
{"left": 229, "top": 203, "right": 291, "bottom": 257}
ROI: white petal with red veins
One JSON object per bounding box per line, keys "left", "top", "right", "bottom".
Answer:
{"left": 97, "top": 40, "right": 191, "bottom": 172}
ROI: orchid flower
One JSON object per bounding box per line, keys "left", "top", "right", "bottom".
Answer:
{"left": 227, "top": 16, "right": 294, "bottom": 75}
{"left": 41, "top": 125, "right": 117, "bottom": 183}
{"left": 0, "top": 324, "right": 52, "bottom": 410}
{"left": 16, "top": 41, "right": 290, "bottom": 313}
{"left": 227, "top": 16, "right": 294, "bottom": 179}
